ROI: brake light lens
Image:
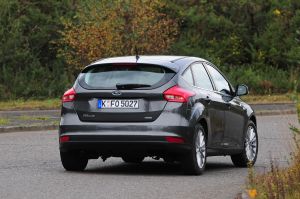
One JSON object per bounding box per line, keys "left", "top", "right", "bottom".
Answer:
{"left": 166, "top": 136, "right": 185, "bottom": 143}
{"left": 163, "top": 85, "right": 195, "bottom": 103}
{"left": 60, "top": 135, "right": 70, "bottom": 143}
{"left": 62, "top": 88, "right": 76, "bottom": 102}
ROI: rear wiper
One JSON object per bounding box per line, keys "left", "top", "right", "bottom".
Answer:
{"left": 116, "top": 83, "right": 151, "bottom": 89}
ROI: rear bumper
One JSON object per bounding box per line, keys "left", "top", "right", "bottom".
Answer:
{"left": 59, "top": 102, "right": 194, "bottom": 157}
{"left": 59, "top": 134, "right": 191, "bottom": 157}
{"left": 59, "top": 127, "right": 193, "bottom": 156}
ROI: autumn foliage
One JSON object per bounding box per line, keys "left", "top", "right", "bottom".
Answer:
{"left": 59, "top": 0, "right": 179, "bottom": 73}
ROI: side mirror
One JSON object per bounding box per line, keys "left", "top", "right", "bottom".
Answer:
{"left": 235, "top": 84, "right": 249, "bottom": 96}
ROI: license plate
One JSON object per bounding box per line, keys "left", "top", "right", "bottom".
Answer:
{"left": 98, "top": 99, "right": 139, "bottom": 109}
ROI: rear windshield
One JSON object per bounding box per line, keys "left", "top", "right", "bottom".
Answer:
{"left": 79, "top": 64, "right": 175, "bottom": 89}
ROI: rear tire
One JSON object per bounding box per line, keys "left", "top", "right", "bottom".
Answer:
{"left": 231, "top": 121, "right": 258, "bottom": 167}
{"left": 60, "top": 151, "right": 88, "bottom": 171}
{"left": 182, "top": 124, "right": 207, "bottom": 175}
{"left": 122, "top": 156, "right": 144, "bottom": 163}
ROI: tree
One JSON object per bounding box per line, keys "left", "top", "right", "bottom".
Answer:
{"left": 59, "top": 0, "right": 179, "bottom": 75}
{"left": 0, "top": 0, "right": 75, "bottom": 99}
{"left": 168, "top": 0, "right": 300, "bottom": 68}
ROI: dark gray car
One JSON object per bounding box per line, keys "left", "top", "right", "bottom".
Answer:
{"left": 59, "top": 56, "right": 258, "bottom": 175}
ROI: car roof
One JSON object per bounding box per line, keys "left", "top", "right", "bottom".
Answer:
{"left": 88, "top": 56, "right": 208, "bottom": 72}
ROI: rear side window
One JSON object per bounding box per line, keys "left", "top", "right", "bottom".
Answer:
{"left": 182, "top": 67, "right": 194, "bottom": 85}
{"left": 79, "top": 64, "right": 175, "bottom": 89}
{"left": 191, "top": 63, "right": 214, "bottom": 90}
{"left": 204, "top": 63, "right": 232, "bottom": 95}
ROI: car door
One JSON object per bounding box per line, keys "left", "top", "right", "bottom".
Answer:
{"left": 226, "top": 97, "right": 248, "bottom": 148}
{"left": 189, "top": 63, "right": 226, "bottom": 149}
{"left": 204, "top": 63, "right": 246, "bottom": 149}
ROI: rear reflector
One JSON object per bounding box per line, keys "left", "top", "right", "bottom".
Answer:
{"left": 60, "top": 136, "right": 70, "bottom": 143}
{"left": 62, "top": 88, "right": 76, "bottom": 102}
{"left": 166, "top": 136, "right": 185, "bottom": 144}
{"left": 163, "top": 85, "right": 195, "bottom": 103}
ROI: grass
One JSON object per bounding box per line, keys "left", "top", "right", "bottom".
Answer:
{"left": 0, "top": 99, "right": 60, "bottom": 111}
{"left": 0, "top": 118, "right": 9, "bottom": 126}
{"left": 241, "top": 94, "right": 299, "bottom": 104}
{"left": 18, "top": 115, "right": 51, "bottom": 121}
{"left": 51, "top": 121, "right": 60, "bottom": 126}
{"left": 246, "top": 126, "right": 300, "bottom": 199}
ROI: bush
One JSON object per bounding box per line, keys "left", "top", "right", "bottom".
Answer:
{"left": 221, "top": 65, "right": 299, "bottom": 94}
{"left": 0, "top": 60, "right": 69, "bottom": 100}
{"left": 0, "top": 0, "right": 74, "bottom": 100}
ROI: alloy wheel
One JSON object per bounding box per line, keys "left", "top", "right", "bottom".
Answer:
{"left": 245, "top": 126, "right": 257, "bottom": 162}
{"left": 195, "top": 129, "right": 206, "bottom": 169}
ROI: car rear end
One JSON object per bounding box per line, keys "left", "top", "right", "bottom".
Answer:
{"left": 59, "top": 61, "right": 195, "bottom": 160}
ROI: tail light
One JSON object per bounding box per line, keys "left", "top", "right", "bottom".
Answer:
{"left": 62, "top": 88, "right": 76, "bottom": 102}
{"left": 165, "top": 136, "right": 185, "bottom": 143}
{"left": 60, "top": 135, "right": 70, "bottom": 143}
{"left": 163, "top": 85, "right": 195, "bottom": 103}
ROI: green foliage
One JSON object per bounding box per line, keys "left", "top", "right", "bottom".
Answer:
{"left": 0, "top": 0, "right": 299, "bottom": 99}
{"left": 222, "top": 65, "right": 299, "bottom": 94}
{"left": 168, "top": 0, "right": 300, "bottom": 94}
{"left": 0, "top": 0, "right": 74, "bottom": 100}
{"left": 169, "top": 0, "right": 300, "bottom": 68}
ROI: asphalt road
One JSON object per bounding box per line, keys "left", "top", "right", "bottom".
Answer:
{"left": 0, "top": 115, "right": 298, "bottom": 199}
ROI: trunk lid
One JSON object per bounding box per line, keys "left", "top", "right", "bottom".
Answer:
{"left": 74, "top": 63, "right": 176, "bottom": 122}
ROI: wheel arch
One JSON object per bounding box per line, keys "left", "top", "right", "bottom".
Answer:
{"left": 249, "top": 114, "right": 257, "bottom": 127}
{"left": 189, "top": 101, "right": 210, "bottom": 145}
{"left": 198, "top": 118, "right": 208, "bottom": 143}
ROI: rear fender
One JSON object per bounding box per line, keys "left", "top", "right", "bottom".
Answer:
{"left": 189, "top": 102, "right": 206, "bottom": 127}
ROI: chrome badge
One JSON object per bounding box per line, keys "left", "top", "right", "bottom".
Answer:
{"left": 112, "top": 90, "right": 122, "bottom": 96}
